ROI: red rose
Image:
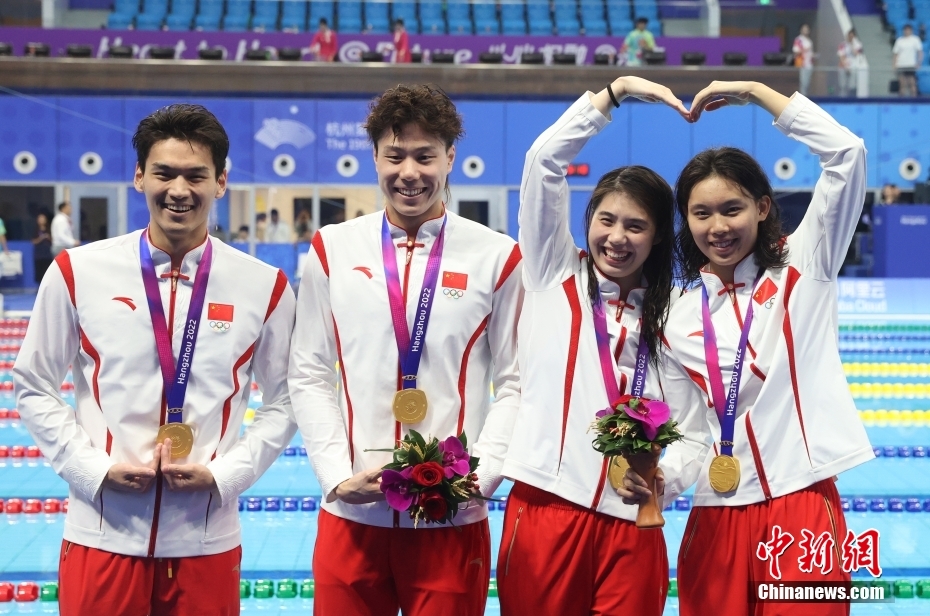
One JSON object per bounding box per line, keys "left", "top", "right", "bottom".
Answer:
{"left": 410, "top": 462, "right": 444, "bottom": 487}
{"left": 419, "top": 490, "right": 448, "bottom": 521}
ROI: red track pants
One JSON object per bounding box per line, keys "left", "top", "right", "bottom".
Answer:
{"left": 497, "top": 482, "right": 669, "bottom": 616}
{"left": 678, "top": 479, "right": 851, "bottom": 616}
{"left": 58, "top": 541, "right": 241, "bottom": 616}
{"left": 312, "top": 509, "right": 491, "bottom": 616}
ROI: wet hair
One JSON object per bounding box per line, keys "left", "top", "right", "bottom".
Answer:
{"left": 365, "top": 84, "right": 464, "bottom": 196}
{"left": 674, "top": 147, "right": 789, "bottom": 286}
{"left": 583, "top": 166, "right": 675, "bottom": 364}
{"left": 132, "top": 104, "right": 229, "bottom": 179}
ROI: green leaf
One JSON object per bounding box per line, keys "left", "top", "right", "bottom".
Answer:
{"left": 459, "top": 432, "right": 468, "bottom": 449}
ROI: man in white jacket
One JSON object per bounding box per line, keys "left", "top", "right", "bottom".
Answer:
{"left": 289, "top": 84, "right": 522, "bottom": 615}
{"left": 14, "top": 104, "right": 296, "bottom": 615}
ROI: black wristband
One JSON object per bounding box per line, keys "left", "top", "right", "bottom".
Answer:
{"left": 607, "top": 83, "right": 621, "bottom": 108}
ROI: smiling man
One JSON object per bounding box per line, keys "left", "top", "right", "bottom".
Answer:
{"left": 13, "top": 104, "right": 296, "bottom": 615}
{"left": 289, "top": 84, "right": 523, "bottom": 615}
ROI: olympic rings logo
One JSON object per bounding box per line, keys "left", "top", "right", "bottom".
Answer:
{"left": 764, "top": 298, "right": 775, "bottom": 309}
{"left": 210, "top": 320, "right": 231, "bottom": 332}
{"left": 443, "top": 288, "right": 464, "bottom": 299}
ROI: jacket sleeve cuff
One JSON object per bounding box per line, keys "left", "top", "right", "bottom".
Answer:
{"left": 206, "top": 458, "right": 252, "bottom": 508}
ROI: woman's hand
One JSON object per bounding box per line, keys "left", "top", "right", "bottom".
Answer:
{"left": 688, "top": 81, "right": 791, "bottom": 122}
{"left": 591, "top": 76, "right": 689, "bottom": 121}
{"left": 616, "top": 466, "right": 665, "bottom": 509}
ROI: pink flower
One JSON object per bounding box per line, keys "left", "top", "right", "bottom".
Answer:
{"left": 438, "top": 436, "right": 471, "bottom": 479}
{"left": 622, "top": 398, "right": 670, "bottom": 441}
{"left": 380, "top": 467, "right": 415, "bottom": 512}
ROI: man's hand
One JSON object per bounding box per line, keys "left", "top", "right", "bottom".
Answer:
{"left": 102, "top": 445, "right": 160, "bottom": 493}
{"left": 328, "top": 468, "right": 386, "bottom": 504}
{"left": 159, "top": 438, "right": 217, "bottom": 492}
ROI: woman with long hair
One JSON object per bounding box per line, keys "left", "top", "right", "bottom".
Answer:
{"left": 498, "top": 76, "right": 707, "bottom": 615}
{"left": 648, "top": 81, "right": 872, "bottom": 615}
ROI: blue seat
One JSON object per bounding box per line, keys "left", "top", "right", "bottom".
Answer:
{"left": 554, "top": 2, "right": 580, "bottom": 34}
{"left": 632, "top": 0, "right": 659, "bottom": 24}
{"left": 473, "top": 2, "right": 498, "bottom": 34}
{"left": 501, "top": 2, "right": 525, "bottom": 33}
{"left": 134, "top": 0, "right": 167, "bottom": 29}
{"left": 392, "top": 2, "right": 418, "bottom": 30}
{"left": 580, "top": 0, "right": 607, "bottom": 33}
{"left": 364, "top": 0, "right": 390, "bottom": 33}
{"left": 420, "top": 1, "right": 445, "bottom": 33}
{"left": 606, "top": 0, "right": 632, "bottom": 34}
{"left": 165, "top": 0, "right": 195, "bottom": 30}
{"left": 527, "top": 2, "right": 552, "bottom": 35}
{"left": 281, "top": 0, "right": 308, "bottom": 31}
{"left": 308, "top": 1, "right": 334, "bottom": 25}
{"left": 447, "top": 1, "right": 472, "bottom": 34}
{"left": 194, "top": 0, "right": 223, "bottom": 29}
{"left": 107, "top": 12, "right": 136, "bottom": 29}
{"left": 223, "top": 1, "right": 252, "bottom": 31}
{"left": 338, "top": 1, "right": 363, "bottom": 31}
{"left": 252, "top": 0, "right": 280, "bottom": 30}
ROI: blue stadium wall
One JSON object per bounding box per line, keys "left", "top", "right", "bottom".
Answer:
{"left": 2, "top": 95, "right": 928, "bottom": 249}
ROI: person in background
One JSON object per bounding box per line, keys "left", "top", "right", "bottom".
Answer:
{"left": 622, "top": 18, "right": 655, "bottom": 67}
{"left": 893, "top": 24, "right": 924, "bottom": 97}
{"left": 51, "top": 201, "right": 79, "bottom": 256}
{"left": 792, "top": 24, "right": 814, "bottom": 95}
{"left": 354, "top": 209, "right": 365, "bottom": 219}
{"left": 393, "top": 19, "right": 411, "bottom": 63}
{"left": 265, "top": 209, "right": 292, "bottom": 243}
{"left": 310, "top": 18, "right": 338, "bottom": 62}
{"left": 837, "top": 29, "right": 865, "bottom": 97}
{"left": 235, "top": 225, "right": 250, "bottom": 242}
{"left": 32, "top": 211, "right": 53, "bottom": 284}
{"left": 880, "top": 183, "right": 901, "bottom": 205}
{"left": 294, "top": 209, "right": 314, "bottom": 242}
{"left": 255, "top": 212, "right": 267, "bottom": 242}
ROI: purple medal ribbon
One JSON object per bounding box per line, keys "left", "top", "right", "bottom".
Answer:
{"left": 700, "top": 271, "right": 762, "bottom": 457}
{"left": 140, "top": 231, "right": 213, "bottom": 424}
{"left": 380, "top": 214, "right": 447, "bottom": 391}
{"left": 593, "top": 293, "right": 649, "bottom": 405}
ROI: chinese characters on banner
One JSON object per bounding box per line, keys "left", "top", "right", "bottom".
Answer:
{"left": 757, "top": 527, "right": 882, "bottom": 579}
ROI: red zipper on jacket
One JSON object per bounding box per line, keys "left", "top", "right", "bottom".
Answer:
{"left": 147, "top": 269, "right": 181, "bottom": 557}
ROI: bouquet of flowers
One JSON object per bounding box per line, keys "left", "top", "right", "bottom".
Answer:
{"left": 377, "top": 431, "right": 484, "bottom": 528}
{"left": 591, "top": 394, "right": 684, "bottom": 527}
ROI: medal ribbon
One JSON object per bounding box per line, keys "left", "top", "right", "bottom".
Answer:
{"left": 593, "top": 294, "right": 649, "bottom": 404}
{"left": 701, "top": 271, "right": 762, "bottom": 457}
{"left": 381, "top": 214, "right": 446, "bottom": 391}
{"left": 140, "top": 231, "right": 213, "bottom": 424}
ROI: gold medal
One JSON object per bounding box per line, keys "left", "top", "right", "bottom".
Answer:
{"left": 392, "top": 389, "right": 428, "bottom": 424}
{"left": 608, "top": 455, "right": 630, "bottom": 491}
{"left": 156, "top": 423, "right": 194, "bottom": 458}
{"left": 708, "top": 455, "right": 740, "bottom": 493}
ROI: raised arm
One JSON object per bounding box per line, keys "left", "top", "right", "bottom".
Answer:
{"left": 520, "top": 76, "right": 686, "bottom": 292}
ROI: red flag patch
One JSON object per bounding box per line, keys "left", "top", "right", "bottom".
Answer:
{"left": 753, "top": 279, "right": 778, "bottom": 305}
{"left": 208, "top": 303, "right": 234, "bottom": 322}
{"left": 442, "top": 271, "right": 468, "bottom": 290}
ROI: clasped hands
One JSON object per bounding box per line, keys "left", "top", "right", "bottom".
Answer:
{"left": 102, "top": 437, "right": 216, "bottom": 494}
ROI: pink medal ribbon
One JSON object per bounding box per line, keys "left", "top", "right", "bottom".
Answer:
{"left": 380, "top": 214, "right": 447, "bottom": 390}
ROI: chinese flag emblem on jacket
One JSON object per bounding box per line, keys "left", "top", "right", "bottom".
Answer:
{"left": 442, "top": 271, "right": 468, "bottom": 290}
{"left": 208, "top": 303, "right": 234, "bottom": 332}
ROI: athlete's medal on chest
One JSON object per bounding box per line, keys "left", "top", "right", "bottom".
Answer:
{"left": 381, "top": 215, "right": 447, "bottom": 425}
{"left": 157, "top": 419, "right": 194, "bottom": 458}
{"left": 140, "top": 232, "right": 214, "bottom": 458}
{"left": 700, "top": 272, "right": 762, "bottom": 494}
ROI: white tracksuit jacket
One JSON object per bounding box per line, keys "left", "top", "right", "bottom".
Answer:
{"left": 664, "top": 94, "right": 874, "bottom": 508}
{"left": 13, "top": 231, "right": 297, "bottom": 557}
{"left": 501, "top": 94, "right": 709, "bottom": 520}
{"left": 290, "top": 210, "right": 523, "bottom": 528}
